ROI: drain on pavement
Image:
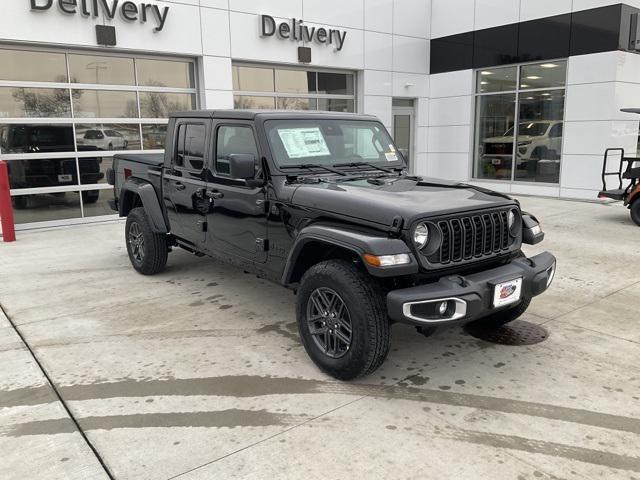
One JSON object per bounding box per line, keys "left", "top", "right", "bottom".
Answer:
{"left": 464, "top": 320, "right": 549, "bottom": 346}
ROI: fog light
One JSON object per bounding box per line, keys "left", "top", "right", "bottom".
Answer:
{"left": 363, "top": 253, "right": 411, "bottom": 267}
{"left": 438, "top": 301, "right": 448, "bottom": 315}
{"left": 546, "top": 263, "right": 556, "bottom": 288}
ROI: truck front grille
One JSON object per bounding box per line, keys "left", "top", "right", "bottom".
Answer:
{"left": 427, "top": 209, "right": 511, "bottom": 265}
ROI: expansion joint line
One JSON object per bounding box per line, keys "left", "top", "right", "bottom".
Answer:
{"left": 0, "top": 303, "right": 115, "bottom": 480}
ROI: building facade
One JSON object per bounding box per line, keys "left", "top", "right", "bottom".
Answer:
{"left": 1, "top": 0, "right": 640, "bottom": 230}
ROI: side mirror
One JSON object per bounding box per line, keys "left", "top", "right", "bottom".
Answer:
{"left": 228, "top": 154, "right": 256, "bottom": 180}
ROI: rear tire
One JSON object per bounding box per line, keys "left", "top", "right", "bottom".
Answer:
{"left": 475, "top": 296, "right": 531, "bottom": 329}
{"left": 296, "top": 260, "right": 390, "bottom": 381}
{"left": 630, "top": 198, "right": 640, "bottom": 226}
{"left": 125, "top": 207, "right": 168, "bottom": 275}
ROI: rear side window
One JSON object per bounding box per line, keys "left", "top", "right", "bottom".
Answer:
{"left": 215, "top": 125, "right": 258, "bottom": 176}
{"left": 175, "top": 123, "right": 206, "bottom": 171}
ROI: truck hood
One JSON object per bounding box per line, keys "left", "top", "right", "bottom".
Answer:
{"left": 290, "top": 176, "right": 515, "bottom": 227}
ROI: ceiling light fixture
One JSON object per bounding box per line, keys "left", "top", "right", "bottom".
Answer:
{"left": 540, "top": 63, "right": 559, "bottom": 68}
{"left": 526, "top": 76, "right": 541, "bottom": 80}
{"left": 480, "top": 71, "right": 493, "bottom": 76}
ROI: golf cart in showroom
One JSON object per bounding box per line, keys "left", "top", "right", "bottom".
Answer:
{"left": 598, "top": 109, "right": 640, "bottom": 226}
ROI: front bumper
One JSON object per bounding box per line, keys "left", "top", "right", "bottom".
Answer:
{"left": 387, "top": 252, "right": 556, "bottom": 326}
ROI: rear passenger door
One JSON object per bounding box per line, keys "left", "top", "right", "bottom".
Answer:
{"left": 162, "top": 121, "right": 210, "bottom": 247}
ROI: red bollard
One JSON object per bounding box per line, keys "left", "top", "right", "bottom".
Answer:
{"left": 0, "top": 160, "right": 16, "bottom": 242}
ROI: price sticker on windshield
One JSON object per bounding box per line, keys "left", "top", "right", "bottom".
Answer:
{"left": 385, "top": 152, "right": 398, "bottom": 162}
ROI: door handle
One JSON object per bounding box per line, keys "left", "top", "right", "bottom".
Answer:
{"left": 175, "top": 182, "right": 186, "bottom": 191}
{"left": 206, "top": 190, "right": 224, "bottom": 200}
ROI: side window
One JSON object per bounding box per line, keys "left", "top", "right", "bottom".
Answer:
{"left": 216, "top": 125, "right": 258, "bottom": 176}
{"left": 175, "top": 123, "right": 206, "bottom": 171}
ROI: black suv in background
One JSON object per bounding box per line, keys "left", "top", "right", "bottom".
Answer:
{"left": 0, "top": 124, "right": 103, "bottom": 207}
{"left": 108, "top": 110, "right": 556, "bottom": 380}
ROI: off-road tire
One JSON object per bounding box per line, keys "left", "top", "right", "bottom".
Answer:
{"left": 125, "top": 207, "right": 168, "bottom": 275}
{"left": 296, "top": 260, "right": 390, "bottom": 381}
{"left": 630, "top": 198, "right": 640, "bottom": 226}
{"left": 477, "top": 296, "right": 532, "bottom": 329}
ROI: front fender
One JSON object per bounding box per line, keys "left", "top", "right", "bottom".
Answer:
{"left": 119, "top": 178, "right": 168, "bottom": 233}
{"left": 281, "top": 224, "right": 419, "bottom": 285}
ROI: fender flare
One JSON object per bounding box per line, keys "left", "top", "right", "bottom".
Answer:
{"left": 119, "top": 178, "right": 168, "bottom": 233}
{"left": 281, "top": 224, "right": 418, "bottom": 285}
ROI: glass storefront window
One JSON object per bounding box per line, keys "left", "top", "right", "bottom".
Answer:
{"left": 276, "top": 97, "right": 316, "bottom": 110}
{"left": 474, "top": 94, "right": 516, "bottom": 181}
{"left": 473, "top": 60, "right": 566, "bottom": 184}
{"left": 476, "top": 66, "right": 517, "bottom": 93}
{"left": 0, "top": 49, "right": 67, "bottom": 83}
{"left": 12, "top": 191, "right": 82, "bottom": 224}
{"left": 73, "top": 90, "right": 138, "bottom": 118}
{"left": 317, "top": 98, "right": 355, "bottom": 112}
{"left": 232, "top": 66, "right": 274, "bottom": 92}
{"left": 136, "top": 59, "right": 195, "bottom": 89}
{"left": 76, "top": 124, "right": 141, "bottom": 151}
{"left": 317, "top": 72, "right": 354, "bottom": 95}
{"left": 520, "top": 62, "right": 567, "bottom": 90}
{"left": 233, "top": 64, "right": 356, "bottom": 113}
{"left": 0, "top": 87, "right": 71, "bottom": 118}
{"left": 234, "top": 95, "right": 276, "bottom": 110}
{"left": 514, "top": 90, "right": 565, "bottom": 183}
{"left": 6, "top": 157, "right": 78, "bottom": 190}
{"left": 0, "top": 124, "right": 74, "bottom": 154}
{"left": 0, "top": 47, "right": 196, "bottom": 227}
{"left": 275, "top": 69, "right": 316, "bottom": 94}
{"left": 79, "top": 157, "right": 111, "bottom": 185}
{"left": 139, "top": 92, "right": 195, "bottom": 118}
{"left": 142, "top": 124, "right": 168, "bottom": 149}
{"left": 68, "top": 54, "right": 135, "bottom": 85}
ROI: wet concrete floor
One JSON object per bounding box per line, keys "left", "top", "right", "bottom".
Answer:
{"left": 0, "top": 196, "right": 638, "bottom": 479}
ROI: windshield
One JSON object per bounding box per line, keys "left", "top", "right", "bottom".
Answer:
{"left": 503, "top": 122, "right": 550, "bottom": 137}
{"left": 265, "top": 119, "right": 403, "bottom": 168}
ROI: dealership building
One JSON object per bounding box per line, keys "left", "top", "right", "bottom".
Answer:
{"left": 2, "top": 0, "right": 640, "bottom": 230}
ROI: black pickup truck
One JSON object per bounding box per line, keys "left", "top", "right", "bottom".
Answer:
{"left": 107, "top": 110, "right": 555, "bottom": 380}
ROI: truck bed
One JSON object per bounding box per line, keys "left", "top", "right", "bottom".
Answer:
{"left": 114, "top": 153, "right": 164, "bottom": 167}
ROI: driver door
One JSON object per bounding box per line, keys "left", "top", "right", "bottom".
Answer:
{"left": 205, "top": 122, "right": 268, "bottom": 263}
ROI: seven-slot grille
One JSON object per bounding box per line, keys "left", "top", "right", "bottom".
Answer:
{"left": 426, "top": 209, "right": 512, "bottom": 265}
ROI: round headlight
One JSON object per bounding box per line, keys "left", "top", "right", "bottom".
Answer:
{"left": 413, "top": 223, "right": 429, "bottom": 249}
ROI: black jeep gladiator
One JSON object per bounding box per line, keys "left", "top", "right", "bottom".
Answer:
{"left": 107, "top": 110, "right": 556, "bottom": 380}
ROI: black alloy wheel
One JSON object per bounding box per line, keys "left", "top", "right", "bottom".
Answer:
{"left": 306, "top": 287, "right": 353, "bottom": 358}
{"left": 128, "top": 221, "right": 145, "bottom": 265}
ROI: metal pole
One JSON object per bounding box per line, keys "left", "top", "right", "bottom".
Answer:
{"left": 0, "top": 160, "right": 16, "bottom": 242}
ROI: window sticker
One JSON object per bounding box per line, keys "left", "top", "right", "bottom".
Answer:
{"left": 277, "top": 127, "right": 331, "bottom": 158}
{"left": 385, "top": 152, "right": 398, "bottom": 162}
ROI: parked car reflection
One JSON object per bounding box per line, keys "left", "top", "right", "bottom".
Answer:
{"left": 0, "top": 124, "right": 104, "bottom": 207}
{"left": 479, "top": 120, "right": 562, "bottom": 182}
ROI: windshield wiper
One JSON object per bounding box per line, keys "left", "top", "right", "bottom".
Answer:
{"left": 280, "top": 164, "right": 347, "bottom": 176}
{"left": 333, "top": 161, "right": 395, "bottom": 174}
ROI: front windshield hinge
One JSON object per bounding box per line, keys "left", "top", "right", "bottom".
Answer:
{"left": 388, "top": 215, "right": 404, "bottom": 237}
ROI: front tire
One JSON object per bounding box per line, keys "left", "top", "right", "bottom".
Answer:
{"left": 125, "top": 207, "right": 168, "bottom": 275}
{"left": 296, "top": 260, "right": 390, "bottom": 380}
{"left": 630, "top": 198, "right": 640, "bottom": 226}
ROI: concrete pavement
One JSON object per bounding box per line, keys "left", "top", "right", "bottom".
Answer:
{"left": 0, "top": 196, "right": 639, "bottom": 479}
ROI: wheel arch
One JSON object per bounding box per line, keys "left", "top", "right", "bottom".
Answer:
{"left": 281, "top": 224, "right": 417, "bottom": 286}
{"left": 119, "top": 178, "right": 168, "bottom": 233}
